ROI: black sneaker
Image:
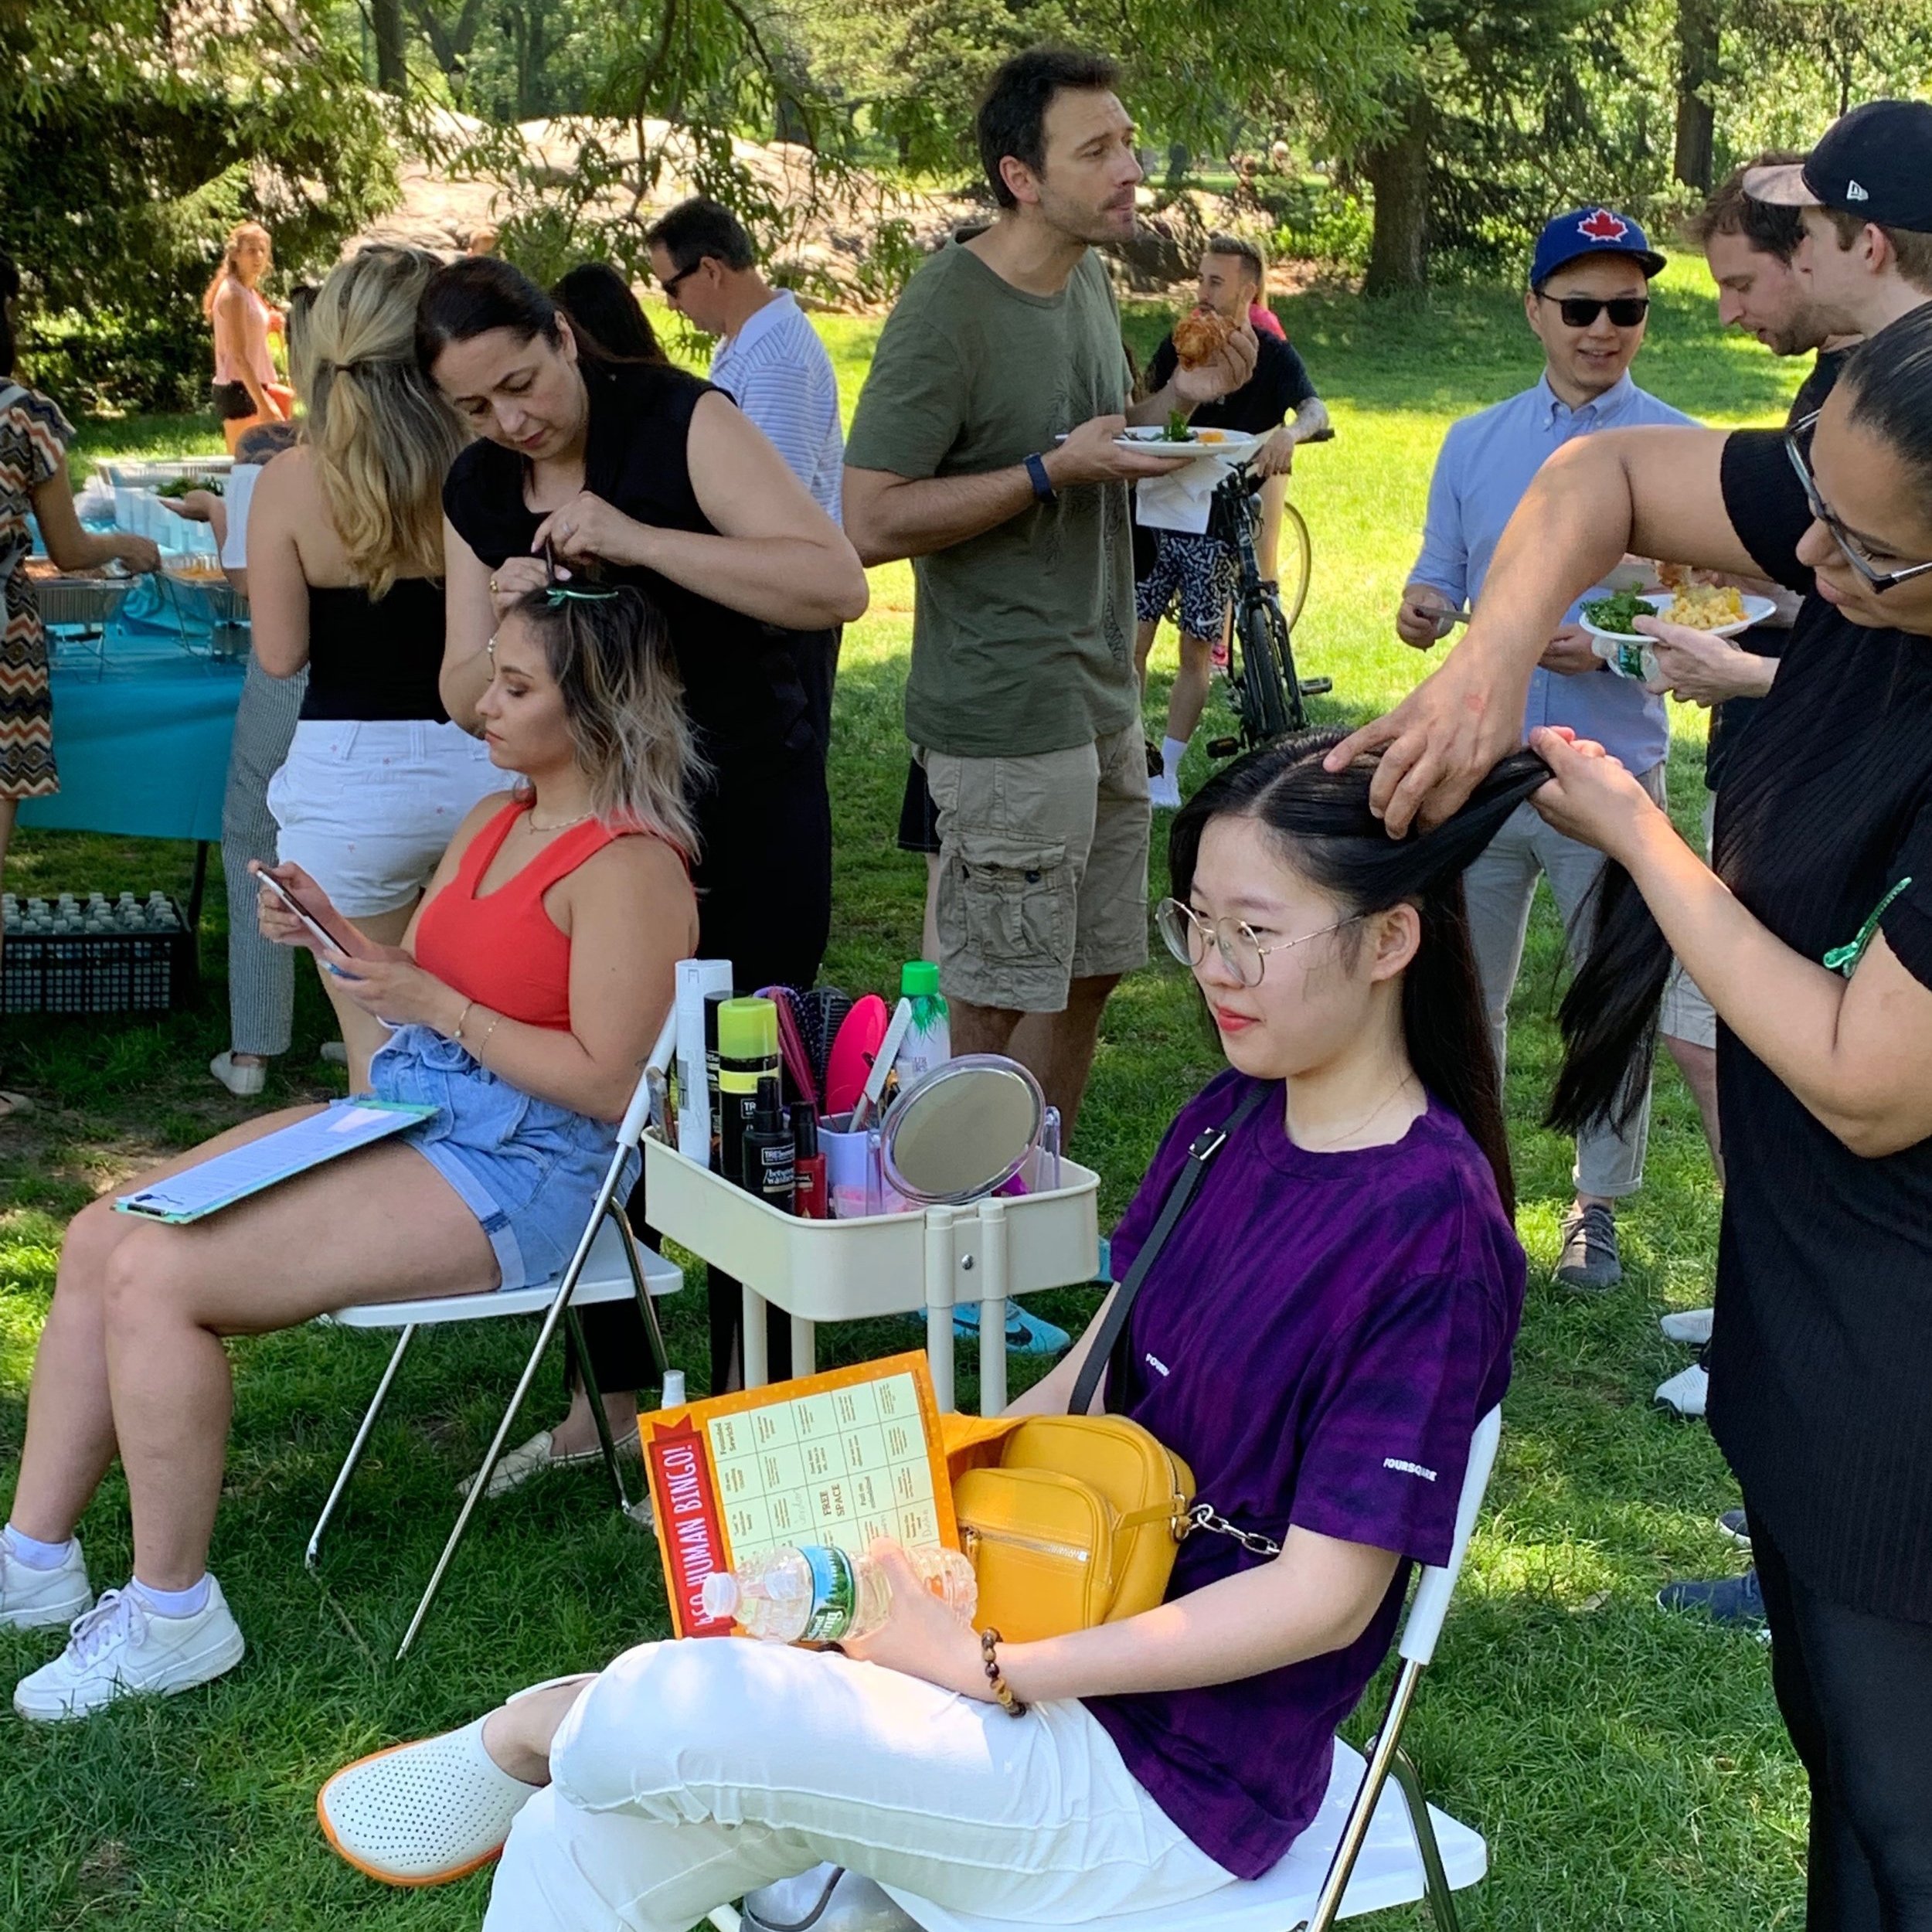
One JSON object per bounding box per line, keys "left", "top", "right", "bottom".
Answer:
{"left": 1658, "top": 1567, "right": 1768, "bottom": 1641}
{"left": 1556, "top": 1202, "right": 1622, "bottom": 1292}
{"left": 1716, "top": 1509, "right": 1751, "bottom": 1549}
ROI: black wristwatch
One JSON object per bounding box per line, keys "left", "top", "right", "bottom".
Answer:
{"left": 1024, "top": 453, "right": 1056, "bottom": 503}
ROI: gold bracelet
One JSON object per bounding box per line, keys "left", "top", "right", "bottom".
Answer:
{"left": 472, "top": 1012, "right": 502, "bottom": 1058}
{"left": 449, "top": 998, "right": 475, "bottom": 1043}
{"left": 980, "top": 1628, "right": 1027, "bottom": 1718}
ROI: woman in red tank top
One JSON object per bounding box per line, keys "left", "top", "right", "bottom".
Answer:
{"left": 3, "top": 587, "right": 699, "bottom": 1719}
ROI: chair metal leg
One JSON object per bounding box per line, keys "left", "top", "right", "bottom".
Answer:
{"left": 606, "top": 1199, "right": 671, "bottom": 1383}
{"left": 1300, "top": 1659, "right": 1425, "bottom": 1932}
{"left": 1389, "top": 1747, "right": 1462, "bottom": 1932}
{"left": 396, "top": 1142, "right": 634, "bottom": 1660}
{"left": 564, "top": 1301, "right": 645, "bottom": 1518}
{"left": 305, "top": 1325, "right": 417, "bottom": 1573}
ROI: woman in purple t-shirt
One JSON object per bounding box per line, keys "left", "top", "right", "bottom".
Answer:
{"left": 315, "top": 729, "right": 1529, "bottom": 1925}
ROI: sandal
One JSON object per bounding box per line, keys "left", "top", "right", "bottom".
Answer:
{"left": 317, "top": 1715, "right": 539, "bottom": 1886}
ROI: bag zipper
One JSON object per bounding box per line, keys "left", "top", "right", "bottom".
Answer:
{"left": 960, "top": 1522, "right": 1093, "bottom": 1565}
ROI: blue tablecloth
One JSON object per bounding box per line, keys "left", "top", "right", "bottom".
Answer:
{"left": 19, "top": 579, "right": 243, "bottom": 845}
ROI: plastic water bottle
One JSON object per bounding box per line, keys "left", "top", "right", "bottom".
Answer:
{"left": 700, "top": 1543, "right": 976, "bottom": 1643}
{"left": 891, "top": 961, "right": 951, "bottom": 1091}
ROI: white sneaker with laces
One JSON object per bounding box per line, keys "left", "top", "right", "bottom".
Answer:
{"left": 1147, "top": 773, "right": 1183, "bottom": 811}
{"left": 1655, "top": 1362, "right": 1709, "bottom": 1420}
{"left": 318, "top": 1714, "right": 540, "bottom": 1886}
{"left": 1659, "top": 1307, "right": 1714, "bottom": 1346}
{"left": 13, "top": 1579, "right": 246, "bottom": 1721}
{"left": 0, "top": 1536, "right": 93, "bottom": 1631}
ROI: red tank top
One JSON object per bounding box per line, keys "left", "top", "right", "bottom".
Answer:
{"left": 413, "top": 801, "right": 631, "bottom": 1030}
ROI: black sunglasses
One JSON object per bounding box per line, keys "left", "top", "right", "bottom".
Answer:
{"left": 1537, "top": 294, "right": 1650, "bottom": 328}
{"left": 658, "top": 259, "right": 702, "bottom": 300}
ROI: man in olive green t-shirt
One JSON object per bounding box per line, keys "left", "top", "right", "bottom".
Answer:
{"left": 845, "top": 46, "right": 1253, "bottom": 1134}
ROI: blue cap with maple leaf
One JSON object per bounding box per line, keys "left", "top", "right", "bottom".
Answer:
{"left": 1530, "top": 207, "right": 1667, "bottom": 288}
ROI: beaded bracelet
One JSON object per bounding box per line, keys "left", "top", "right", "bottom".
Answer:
{"left": 981, "top": 1628, "right": 1027, "bottom": 1718}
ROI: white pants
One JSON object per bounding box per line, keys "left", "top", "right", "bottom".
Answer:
{"left": 1461, "top": 764, "right": 1665, "bottom": 1200}
{"left": 483, "top": 1640, "right": 1233, "bottom": 1932}
{"left": 267, "top": 717, "right": 501, "bottom": 919}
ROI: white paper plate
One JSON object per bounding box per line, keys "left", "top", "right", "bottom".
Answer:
{"left": 1580, "top": 590, "right": 1777, "bottom": 646}
{"left": 1111, "top": 428, "right": 1268, "bottom": 461}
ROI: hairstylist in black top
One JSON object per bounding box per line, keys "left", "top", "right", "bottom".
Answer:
{"left": 419, "top": 257, "right": 868, "bottom": 1443}
{"left": 1336, "top": 308, "right": 1932, "bottom": 1931}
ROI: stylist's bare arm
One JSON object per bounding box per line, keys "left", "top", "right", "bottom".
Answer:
{"left": 1326, "top": 424, "right": 1739, "bottom": 834}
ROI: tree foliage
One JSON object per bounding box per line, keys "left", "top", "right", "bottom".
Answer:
{"left": 1, "top": 0, "right": 397, "bottom": 410}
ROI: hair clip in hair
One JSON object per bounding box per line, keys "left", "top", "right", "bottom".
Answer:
{"left": 545, "top": 583, "right": 621, "bottom": 606}
{"left": 1823, "top": 876, "right": 1913, "bottom": 978}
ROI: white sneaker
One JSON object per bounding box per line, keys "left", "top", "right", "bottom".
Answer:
{"left": 1659, "top": 1307, "right": 1714, "bottom": 1346}
{"left": 318, "top": 1714, "right": 539, "bottom": 1886}
{"left": 1655, "top": 1362, "right": 1709, "bottom": 1420}
{"left": 209, "top": 1051, "right": 267, "bottom": 1099}
{"left": 1147, "top": 773, "right": 1183, "bottom": 811}
{"left": 0, "top": 1535, "right": 93, "bottom": 1631}
{"left": 13, "top": 1579, "right": 246, "bottom": 1721}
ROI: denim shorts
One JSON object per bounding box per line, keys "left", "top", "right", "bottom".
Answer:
{"left": 371, "top": 1026, "right": 639, "bottom": 1292}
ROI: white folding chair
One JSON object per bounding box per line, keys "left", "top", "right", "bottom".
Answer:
{"left": 727, "top": 1407, "right": 1504, "bottom": 1932}
{"left": 305, "top": 1019, "right": 683, "bottom": 1659}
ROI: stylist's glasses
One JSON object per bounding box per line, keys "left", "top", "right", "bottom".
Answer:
{"left": 1786, "top": 412, "right": 1932, "bottom": 593}
{"left": 1156, "top": 897, "right": 1355, "bottom": 986}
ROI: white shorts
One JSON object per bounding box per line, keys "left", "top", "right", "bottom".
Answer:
{"left": 267, "top": 717, "right": 502, "bottom": 919}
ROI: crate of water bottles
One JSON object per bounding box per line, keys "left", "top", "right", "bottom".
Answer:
{"left": 1, "top": 892, "right": 196, "bottom": 1015}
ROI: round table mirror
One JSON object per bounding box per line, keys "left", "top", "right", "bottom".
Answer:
{"left": 880, "top": 1055, "right": 1045, "bottom": 1206}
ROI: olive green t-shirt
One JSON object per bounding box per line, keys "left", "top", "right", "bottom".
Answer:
{"left": 845, "top": 241, "right": 1136, "bottom": 759}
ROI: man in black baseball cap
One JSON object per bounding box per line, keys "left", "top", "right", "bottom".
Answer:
{"left": 1745, "top": 100, "right": 1932, "bottom": 338}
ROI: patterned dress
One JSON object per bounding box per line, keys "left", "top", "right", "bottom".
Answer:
{"left": 0, "top": 386, "right": 70, "bottom": 798}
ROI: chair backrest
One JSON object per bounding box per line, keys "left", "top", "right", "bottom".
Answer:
{"left": 616, "top": 1012, "right": 679, "bottom": 1152}
{"left": 1397, "top": 1405, "right": 1502, "bottom": 1666}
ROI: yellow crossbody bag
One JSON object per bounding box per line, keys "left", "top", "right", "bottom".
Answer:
{"left": 940, "top": 1084, "right": 1270, "bottom": 1641}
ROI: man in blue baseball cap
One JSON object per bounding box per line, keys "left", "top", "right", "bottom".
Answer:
{"left": 1396, "top": 205, "right": 1693, "bottom": 1293}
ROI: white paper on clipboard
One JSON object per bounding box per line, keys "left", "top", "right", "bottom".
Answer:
{"left": 115, "top": 1099, "right": 437, "bottom": 1224}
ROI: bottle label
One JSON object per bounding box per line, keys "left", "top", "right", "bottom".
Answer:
{"left": 757, "top": 1143, "right": 796, "bottom": 1199}
{"left": 799, "top": 1544, "right": 857, "bottom": 1641}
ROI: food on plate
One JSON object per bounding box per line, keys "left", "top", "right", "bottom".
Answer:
{"left": 1580, "top": 590, "right": 1655, "bottom": 635}
{"left": 1165, "top": 405, "right": 1190, "bottom": 442}
{"left": 155, "top": 475, "right": 222, "bottom": 499}
{"left": 167, "top": 556, "right": 226, "bottom": 581}
{"left": 1662, "top": 583, "right": 1748, "bottom": 630}
{"left": 1172, "top": 304, "right": 1235, "bottom": 369}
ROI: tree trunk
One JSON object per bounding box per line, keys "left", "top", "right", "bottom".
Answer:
{"left": 1672, "top": 0, "right": 1719, "bottom": 192}
{"left": 371, "top": 0, "right": 406, "bottom": 94}
{"left": 1362, "top": 96, "right": 1431, "bottom": 297}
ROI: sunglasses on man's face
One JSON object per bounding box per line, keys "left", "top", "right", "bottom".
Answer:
{"left": 1539, "top": 294, "right": 1650, "bottom": 329}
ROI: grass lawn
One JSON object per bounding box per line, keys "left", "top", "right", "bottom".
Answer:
{"left": 4, "top": 258, "right": 1805, "bottom": 1928}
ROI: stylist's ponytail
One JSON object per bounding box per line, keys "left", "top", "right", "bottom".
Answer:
{"left": 1170, "top": 730, "right": 1554, "bottom": 1216}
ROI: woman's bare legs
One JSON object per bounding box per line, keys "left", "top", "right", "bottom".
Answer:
{"left": 9, "top": 1107, "right": 325, "bottom": 1545}
{"left": 12, "top": 1120, "right": 498, "bottom": 1591}
{"left": 481, "top": 1678, "right": 597, "bottom": 1785}
{"left": 315, "top": 903, "right": 415, "bottom": 1091}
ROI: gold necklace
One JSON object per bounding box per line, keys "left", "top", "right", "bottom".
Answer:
{"left": 525, "top": 805, "right": 595, "bottom": 834}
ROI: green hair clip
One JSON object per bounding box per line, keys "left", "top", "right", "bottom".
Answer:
{"left": 1822, "top": 876, "right": 1913, "bottom": 978}
{"left": 545, "top": 583, "right": 622, "bottom": 606}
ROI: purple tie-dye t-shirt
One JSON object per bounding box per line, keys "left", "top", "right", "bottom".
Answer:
{"left": 1082, "top": 1071, "right": 1525, "bottom": 1879}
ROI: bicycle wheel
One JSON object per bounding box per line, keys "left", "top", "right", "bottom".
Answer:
{"left": 1237, "top": 594, "right": 1294, "bottom": 746}
{"left": 1276, "top": 501, "right": 1312, "bottom": 630}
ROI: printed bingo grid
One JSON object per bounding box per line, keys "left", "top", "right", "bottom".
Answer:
{"left": 706, "top": 1369, "right": 942, "bottom": 1560}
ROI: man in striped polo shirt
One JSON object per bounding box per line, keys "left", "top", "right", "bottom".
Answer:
{"left": 645, "top": 196, "right": 845, "bottom": 523}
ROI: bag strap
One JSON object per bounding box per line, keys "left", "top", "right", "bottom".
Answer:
{"left": 1070, "top": 1081, "right": 1272, "bottom": 1418}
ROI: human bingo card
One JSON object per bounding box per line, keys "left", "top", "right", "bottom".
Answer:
{"left": 644, "top": 1351, "right": 959, "bottom": 1637}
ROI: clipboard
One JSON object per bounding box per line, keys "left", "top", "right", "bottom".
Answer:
{"left": 643, "top": 1351, "right": 958, "bottom": 1638}
{"left": 114, "top": 1099, "right": 438, "bottom": 1224}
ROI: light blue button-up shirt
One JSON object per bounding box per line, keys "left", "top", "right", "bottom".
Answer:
{"left": 709, "top": 291, "right": 845, "bottom": 526}
{"left": 1410, "top": 371, "right": 1697, "bottom": 774}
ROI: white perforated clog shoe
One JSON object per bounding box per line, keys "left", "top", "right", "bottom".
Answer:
{"left": 318, "top": 1716, "right": 539, "bottom": 1886}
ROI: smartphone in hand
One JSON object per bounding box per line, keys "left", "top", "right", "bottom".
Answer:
{"left": 251, "top": 865, "right": 359, "bottom": 978}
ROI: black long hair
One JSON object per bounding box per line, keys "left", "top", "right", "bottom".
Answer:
{"left": 1169, "top": 727, "right": 1554, "bottom": 1217}
{"left": 417, "top": 254, "right": 614, "bottom": 376}
{"left": 1548, "top": 307, "right": 1932, "bottom": 1141}
{"left": 550, "top": 261, "right": 667, "bottom": 366}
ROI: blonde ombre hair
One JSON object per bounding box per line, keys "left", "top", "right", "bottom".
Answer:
{"left": 202, "top": 220, "right": 271, "bottom": 321}
{"left": 506, "top": 585, "right": 703, "bottom": 860}
{"left": 304, "top": 246, "right": 468, "bottom": 597}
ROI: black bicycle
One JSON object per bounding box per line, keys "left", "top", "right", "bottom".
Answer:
{"left": 1204, "top": 431, "right": 1333, "bottom": 757}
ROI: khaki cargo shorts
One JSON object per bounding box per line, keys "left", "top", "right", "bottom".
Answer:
{"left": 917, "top": 724, "right": 1151, "bottom": 1013}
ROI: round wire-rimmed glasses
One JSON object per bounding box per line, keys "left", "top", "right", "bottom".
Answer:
{"left": 1155, "top": 896, "right": 1357, "bottom": 988}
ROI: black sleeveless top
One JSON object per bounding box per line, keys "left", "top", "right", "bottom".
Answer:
{"left": 440, "top": 362, "right": 829, "bottom": 769}
{"left": 301, "top": 577, "right": 449, "bottom": 723}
